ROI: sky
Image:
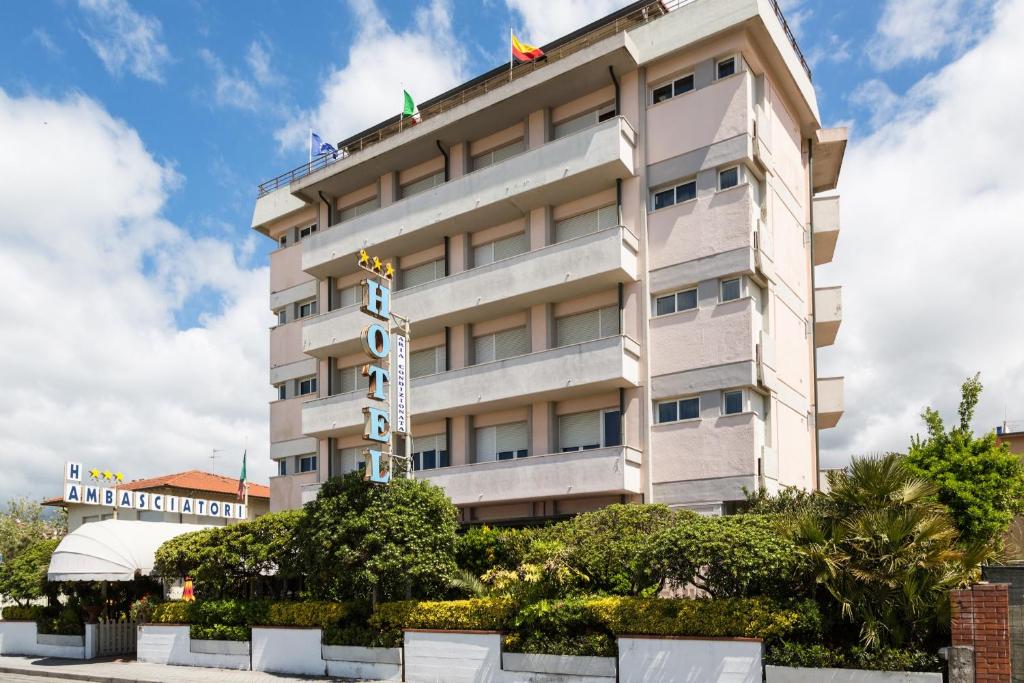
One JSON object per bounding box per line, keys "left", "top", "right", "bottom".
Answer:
{"left": 0, "top": 0, "right": 1019, "bottom": 504}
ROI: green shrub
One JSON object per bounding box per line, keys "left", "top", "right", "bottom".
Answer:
{"left": 371, "top": 598, "right": 514, "bottom": 647}
{"left": 189, "top": 599, "right": 270, "bottom": 627}
{"left": 456, "top": 525, "right": 538, "bottom": 576}
{"left": 265, "top": 601, "right": 349, "bottom": 628}
{"left": 151, "top": 601, "right": 191, "bottom": 624}
{"left": 322, "top": 624, "right": 379, "bottom": 647}
{"left": 1, "top": 605, "right": 43, "bottom": 621}
{"left": 507, "top": 598, "right": 614, "bottom": 657}
{"left": 765, "top": 641, "right": 941, "bottom": 672}
{"left": 190, "top": 624, "right": 250, "bottom": 642}
{"left": 37, "top": 606, "right": 84, "bottom": 636}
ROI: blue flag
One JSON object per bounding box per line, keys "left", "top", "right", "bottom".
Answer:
{"left": 310, "top": 131, "right": 337, "bottom": 160}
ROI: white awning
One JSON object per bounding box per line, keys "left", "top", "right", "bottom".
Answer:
{"left": 48, "top": 519, "right": 211, "bottom": 582}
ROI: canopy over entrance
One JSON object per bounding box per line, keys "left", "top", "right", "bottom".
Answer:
{"left": 48, "top": 519, "right": 210, "bottom": 582}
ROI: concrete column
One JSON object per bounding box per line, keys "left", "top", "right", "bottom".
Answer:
{"left": 527, "top": 108, "right": 549, "bottom": 149}
{"left": 529, "top": 303, "right": 551, "bottom": 352}
{"left": 449, "top": 415, "right": 471, "bottom": 466}
{"left": 448, "top": 233, "right": 469, "bottom": 274}
{"left": 623, "top": 387, "right": 643, "bottom": 450}
{"left": 449, "top": 142, "right": 468, "bottom": 179}
{"left": 530, "top": 402, "right": 553, "bottom": 456}
{"left": 447, "top": 324, "right": 469, "bottom": 370}
{"left": 528, "top": 206, "right": 551, "bottom": 250}
{"left": 379, "top": 172, "right": 398, "bottom": 206}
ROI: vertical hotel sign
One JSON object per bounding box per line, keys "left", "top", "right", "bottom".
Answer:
{"left": 356, "top": 250, "right": 411, "bottom": 483}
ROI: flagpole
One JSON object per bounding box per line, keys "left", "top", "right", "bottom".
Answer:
{"left": 308, "top": 128, "right": 312, "bottom": 166}
{"left": 509, "top": 27, "right": 513, "bottom": 82}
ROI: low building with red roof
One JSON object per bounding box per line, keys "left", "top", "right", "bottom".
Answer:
{"left": 44, "top": 469, "right": 270, "bottom": 532}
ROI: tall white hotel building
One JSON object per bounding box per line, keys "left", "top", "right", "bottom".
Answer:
{"left": 252, "top": 0, "right": 845, "bottom": 520}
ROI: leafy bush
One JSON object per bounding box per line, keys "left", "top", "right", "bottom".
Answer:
{"left": 265, "top": 601, "right": 349, "bottom": 628}
{"left": 151, "top": 600, "right": 191, "bottom": 624}
{"left": 646, "top": 514, "right": 811, "bottom": 599}
{"left": 37, "top": 606, "right": 84, "bottom": 636}
{"left": 322, "top": 623, "right": 379, "bottom": 647}
{"left": 1, "top": 605, "right": 43, "bottom": 621}
{"left": 456, "top": 525, "right": 537, "bottom": 576}
{"left": 765, "top": 641, "right": 941, "bottom": 672}
{"left": 190, "top": 624, "right": 249, "bottom": 642}
{"left": 189, "top": 599, "right": 270, "bottom": 627}
{"left": 507, "top": 598, "right": 614, "bottom": 657}
{"left": 0, "top": 539, "right": 60, "bottom": 606}
{"left": 371, "top": 598, "right": 514, "bottom": 647}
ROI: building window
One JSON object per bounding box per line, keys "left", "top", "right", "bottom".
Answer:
{"left": 276, "top": 384, "right": 287, "bottom": 401}
{"left": 723, "top": 390, "right": 744, "bottom": 415}
{"left": 410, "top": 346, "right": 446, "bottom": 378}
{"left": 276, "top": 309, "right": 287, "bottom": 326}
{"left": 657, "top": 397, "right": 700, "bottom": 423}
{"left": 296, "top": 299, "right": 318, "bottom": 319}
{"left": 297, "top": 376, "right": 317, "bottom": 396}
{"left": 651, "top": 73, "right": 695, "bottom": 104}
{"left": 278, "top": 235, "right": 287, "bottom": 247}
{"left": 474, "top": 326, "right": 529, "bottom": 364}
{"left": 655, "top": 287, "right": 698, "bottom": 316}
{"left": 400, "top": 171, "right": 445, "bottom": 199}
{"left": 330, "top": 446, "right": 364, "bottom": 477}
{"left": 652, "top": 178, "right": 697, "bottom": 211}
{"left": 298, "top": 224, "right": 318, "bottom": 240}
{"left": 338, "top": 197, "right": 379, "bottom": 223}
{"left": 337, "top": 364, "right": 370, "bottom": 394}
{"left": 400, "top": 258, "right": 445, "bottom": 289}
{"left": 299, "top": 455, "right": 317, "bottom": 473}
{"left": 718, "top": 166, "right": 739, "bottom": 191}
{"left": 556, "top": 306, "right": 618, "bottom": 347}
{"left": 473, "top": 232, "right": 528, "bottom": 267}
{"left": 720, "top": 278, "right": 741, "bottom": 302}
{"left": 717, "top": 56, "right": 736, "bottom": 79}
{"left": 470, "top": 139, "right": 525, "bottom": 172}
{"left": 278, "top": 459, "right": 287, "bottom": 476}
{"left": 554, "top": 204, "right": 617, "bottom": 243}
{"left": 475, "top": 421, "right": 529, "bottom": 462}
{"left": 552, "top": 104, "right": 615, "bottom": 139}
{"left": 559, "top": 409, "right": 620, "bottom": 451}
{"left": 412, "top": 434, "right": 449, "bottom": 471}
{"left": 337, "top": 284, "right": 360, "bottom": 308}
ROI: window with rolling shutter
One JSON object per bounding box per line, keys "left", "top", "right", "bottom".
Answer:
{"left": 552, "top": 105, "right": 614, "bottom": 140}
{"left": 338, "top": 365, "right": 370, "bottom": 394}
{"left": 401, "top": 258, "right": 444, "bottom": 289}
{"left": 330, "top": 446, "right": 363, "bottom": 477}
{"left": 556, "top": 306, "right": 618, "bottom": 346}
{"left": 470, "top": 139, "right": 525, "bottom": 171}
{"left": 410, "top": 346, "right": 445, "bottom": 378}
{"left": 475, "top": 421, "right": 528, "bottom": 462}
{"left": 559, "top": 411, "right": 602, "bottom": 451}
{"left": 338, "top": 197, "right": 379, "bottom": 223}
{"left": 474, "top": 233, "right": 528, "bottom": 267}
{"left": 412, "top": 433, "right": 449, "bottom": 471}
{"left": 474, "top": 326, "right": 529, "bottom": 364}
{"left": 400, "top": 171, "right": 444, "bottom": 199}
{"left": 554, "top": 204, "right": 617, "bottom": 243}
{"left": 337, "top": 284, "right": 360, "bottom": 308}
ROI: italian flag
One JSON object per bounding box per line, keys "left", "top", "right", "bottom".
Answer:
{"left": 236, "top": 450, "right": 247, "bottom": 501}
{"left": 511, "top": 33, "right": 544, "bottom": 63}
{"left": 402, "top": 90, "right": 420, "bottom": 122}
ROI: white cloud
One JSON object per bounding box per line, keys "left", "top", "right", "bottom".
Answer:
{"left": 78, "top": 0, "right": 171, "bottom": 83}
{"left": 807, "top": 33, "right": 852, "bottom": 68}
{"left": 200, "top": 48, "right": 260, "bottom": 111}
{"left": 276, "top": 0, "right": 468, "bottom": 152}
{"left": 867, "top": 0, "right": 993, "bottom": 70}
{"left": 246, "top": 39, "right": 278, "bottom": 87}
{"left": 31, "top": 28, "right": 62, "bottom": 57}
{"left": 0, "top": 89, "right": 272, "bottom": 504}
{"left": 849, "top": 78, "right": 902, "bottom": 129}
{"left": 819, "top": 0, "right": 1024, "bottom": 465}
{"left": 504, "top": 0, "right": 624, "bottom": 45}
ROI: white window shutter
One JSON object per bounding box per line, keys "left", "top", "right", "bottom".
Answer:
{"left": 402, "top": 259, "right": 443, "bottom": 289}
{"left": 474, "top": 334, "right": 496, "bottom": 364}
{"left": 599, "top": 305, "right": 620, "bottom": 337}
{"left": 410, "top": 348, "right": 439, "bottom": 378}
{"left": 474, "top": 242, "right": 495, "bottom": 267}
{"left": 494, "top": 327, "right": 529, "bottom": 360}
{"left": 338, "top": 285, "right": 360, "bottom": 307}
{"left": 554, "top": 204, "right": 616, "bottom": 243}
{"left": 494, "top": 233, "right": 528, "bottom": 261}
{"left": 475, "top": 426, "right": 497, "bottom": 462}
{"left": 492, "top": 139, "right": 524, "bottom": 164}
{"left": 496, "top": 422, "right": 529, "bottom": 452}
{"left": 340, "top": 366, "right": 356, "bottom": 393}
{"left": 559, "top": 411, "right": 601, "bottom": 450}
{"left": 553, "top": 111, "right": 596, "bottom": 139}
{"left": 557, "top": 309, "right": 601, "bottom": 346}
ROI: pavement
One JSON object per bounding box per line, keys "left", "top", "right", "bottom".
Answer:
{"left": 0, "top": 655, "right": 370, "bottom": 682}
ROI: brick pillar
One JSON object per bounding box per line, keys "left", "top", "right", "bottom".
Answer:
{"left": 951, "top": 583, "right": 1011, "bottom": 683}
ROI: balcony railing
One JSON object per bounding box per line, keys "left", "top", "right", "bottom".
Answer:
{"left": 255, "top": 0, "right": 811, "bottom": 197}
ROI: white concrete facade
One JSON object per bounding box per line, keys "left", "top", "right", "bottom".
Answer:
{"left": 253, "top": 0, "right": 845, "bottom": 518}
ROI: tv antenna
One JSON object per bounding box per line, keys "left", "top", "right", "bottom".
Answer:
{"left": 210, "top": 448, "right": 224, "bottom": 474}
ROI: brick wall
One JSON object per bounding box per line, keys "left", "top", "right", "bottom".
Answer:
{"left": 951, "top": 582, "right": 1011, "bottom": 683}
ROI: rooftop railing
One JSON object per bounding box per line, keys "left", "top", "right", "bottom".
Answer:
{"left": 256, "top": 0, "right": 810, "bottom": 198}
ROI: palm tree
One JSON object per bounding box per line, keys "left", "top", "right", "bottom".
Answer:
{"left": 792, "top": 453, "right": 988, "bottom": 649}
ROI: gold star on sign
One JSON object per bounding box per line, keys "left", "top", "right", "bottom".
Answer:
{"left": 115, "top": 472, "right": 124, "bottom": 482}
{"left": 89, "top": 468, "right": 101, "bottom": 480}
{"left": 371, "top": 256, "right": 383, "bottom": 273}
{"left": 103, "top": 470, "right": 113, "bottom": 481}
{"left": 358, "top": 250, "right": 370, "bottom": 267}
{"left": 384, "top": 262, "right": 394, "bottom": 279}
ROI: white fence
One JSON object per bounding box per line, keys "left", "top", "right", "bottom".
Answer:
{"left": 97, "top": 618, "right": 136, "bottom": 656}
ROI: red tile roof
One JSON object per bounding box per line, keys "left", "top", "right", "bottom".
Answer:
{"left": 42, "top": 469, "right": 269, "bottom": 506}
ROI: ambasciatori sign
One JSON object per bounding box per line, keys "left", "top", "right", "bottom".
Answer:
{"left": 62, "top": 462, "right": 247, "bottom": 520}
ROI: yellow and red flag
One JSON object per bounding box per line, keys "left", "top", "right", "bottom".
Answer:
{"left": 511, "top": 33, "right": 544, "bottom": 63}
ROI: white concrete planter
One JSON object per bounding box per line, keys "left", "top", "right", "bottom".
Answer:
{"left": 503, "top": 652, "right": 616, "bottom": 678}
{"left": 405, "top": 630, "right": 503, "bottom": 683}
{"left": 190, "top": 638, "right": 250, "bottom": 656}
{"left": 37, "top": 633, "right": 84, "bottom": 647}
{"left": 252, "top": 627, "right": 325, "bottom": 676}
{"left": 765, "top": 666, "right": 943, "bottom": 682}
{"left": 137, "top": 624, "right": 249, "bottom": 670}
{"left": 618, "top": 636, "right": 763, "bottom": 683}
{"left": 323, "top": 643, "right": 403, "bottom": 681}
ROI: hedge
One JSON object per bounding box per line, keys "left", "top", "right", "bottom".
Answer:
{"left": 1, "top": 605, "right": 43, "bottom": 621}
{"left": 765, "top": 641, "right": 942, "bottom": 672}
{"left": 150, "top": 600, "right": 353, "bottom": 641}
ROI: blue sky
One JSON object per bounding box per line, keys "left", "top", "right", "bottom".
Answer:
{"left": 1, "top": 0, "right": 1019, "bottom": 502}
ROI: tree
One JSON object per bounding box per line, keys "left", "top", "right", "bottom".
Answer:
{"left": 0, "top": 498, "right": 65, "bottom": 566}
{"left": 0, "top": 538, "right": 60, "bottom": 606}
{"left": 792, "top": 453, "right": 984, "bottom": 649}
{"left": 904, "top": 373, "right": 1024, "bottom": 547}
{"left": 647, "top": 513, "right": 811, "bottom": 599}
{"left": 300, "top": 473, "right": 459, "bottom": 604}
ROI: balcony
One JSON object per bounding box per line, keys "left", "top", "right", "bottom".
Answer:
{"left": 816, "top": 376, "right": 844, "bottom": 429}
{"left": 271, "top": 397, "right": 313, "bottom": 443}
{"left": 814, "top": 286, "right": 842, "bottom": 347}
{"left": 812, "top": 195, "right": 840, "bottom": 265}
{"left": 419, "top": 446, "right": 642, "bottom": 507}
{"left": 300, "top": 116, "right": 638, "bottom": 278}
{"left": 303, "top": 226, "right": 639, "bottom": 358}
{"left": 303, "top": 334, "right": 641, "bottom": 437}
{"left": 270, "top": 320, "right": 310, "bottom": 368}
